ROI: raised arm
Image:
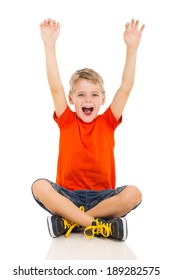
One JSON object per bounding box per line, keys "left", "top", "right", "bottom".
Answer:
{"left": 40, "top": 18, "right": 67, "bottom": 117}
{"left": 110, "top": 19, "right": 145, "bottom": 120}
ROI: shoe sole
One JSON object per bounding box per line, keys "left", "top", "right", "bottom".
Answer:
{"left": 47, "top": 216, "right": 56, "bottom": 238}
{"left": 121, "top": 217, "right": 128, "bottom": 241}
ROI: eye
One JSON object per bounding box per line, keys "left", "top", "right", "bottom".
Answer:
{"left": 78, "top": 93, "right": 85, "bottom": 97}
{"left": 92, "top": 93, "right": 99, "bottom": 97}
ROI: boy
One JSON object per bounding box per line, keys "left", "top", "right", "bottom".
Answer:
{"left": 32, "top": 18, "right": 145, "bottom": 240}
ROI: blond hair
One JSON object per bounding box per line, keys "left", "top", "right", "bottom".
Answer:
{"left": 69, "top": 68, "right": 105, "bottom": 95}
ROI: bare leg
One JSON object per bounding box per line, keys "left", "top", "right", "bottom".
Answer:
{"left": 32, "top": 179, "right": 93, "bottom": 227}
{"left": 86, "top": 185, "right": 142, "bottom": 218}
{"left": 32, "top": 180, "right": 141, "bottom": 227}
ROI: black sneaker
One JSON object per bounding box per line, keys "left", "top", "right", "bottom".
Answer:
{"left": 47, "top": 206, "right": 85, "bottom": 238}
{"left": 84, "top": 217, "right": 128, "bottom": 240}
{"left": 47, "top": 215, "right": 79, "bottom": 238}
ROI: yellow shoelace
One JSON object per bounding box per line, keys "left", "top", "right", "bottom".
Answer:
{"left": 63, "top": 206, "right": 85, "bottom": 238}
{"left": 84, "top": 219, "right": 112, "bottom": 238}
{"left": 63, "top": 219, "right": 79, "bottom": 237}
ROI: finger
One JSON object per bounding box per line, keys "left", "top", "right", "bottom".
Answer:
{"left": 135, "top": 20, "right": 139, "bottom": 29}
{"left": 44, "top": 19, "right": 52, "bottom": 26}
{"left": 43, "top": 19, "right": 48, "bottom": 26}
{"left": 57, "top": 21, "right": 60, "bottom": 28}
{"left": 47, "top": 18, "right": 53, "bottom": 26}
{"left": 40, "top": 20, "right": 46, "bottom": 28}
{"left": 40, "top": 22, "right": 44, "bottom": 28}
{"left": 48, "top": 18, "right": 55, "bottom": 27}
{"left": 130, "top": 18, "right": 135, "bottom": 28}
{"left": 139, "top": 24, "right": 145, "bottom": 34}
{"left": 52, "top": 20, "right": 56, "bottom": 27}
{"left": 125, "top": 22, "right": 130, "bottom": 30}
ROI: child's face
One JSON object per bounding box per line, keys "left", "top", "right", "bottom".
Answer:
{"left": 69, "top": 79, "right": 105, "bottom": 123}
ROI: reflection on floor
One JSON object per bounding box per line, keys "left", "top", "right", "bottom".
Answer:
{"left": 46, "top": 231, "right": 137, "bottom": 260}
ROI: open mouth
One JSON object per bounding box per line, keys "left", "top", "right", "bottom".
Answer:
{"left": 82, "top": 107, "right": 94, "bottom": 116}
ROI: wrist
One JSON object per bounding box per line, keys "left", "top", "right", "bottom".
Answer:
{"left": 126, "top": 47, "right": 138, "bottom": 55}
{"left": 43, "top": 42, "right": 56, "bottom": 51}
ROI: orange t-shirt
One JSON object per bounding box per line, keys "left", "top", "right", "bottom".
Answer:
{"left": 53, "top": 106, "right": 122, "bottom": 191}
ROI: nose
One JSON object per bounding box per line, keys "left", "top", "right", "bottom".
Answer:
{"left": 85, "top": 94, "right": 92, "bottom": 103}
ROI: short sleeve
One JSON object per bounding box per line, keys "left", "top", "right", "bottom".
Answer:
{"left": 53, "top": 106, "right": 75, "bottom": 128}
{"left": 102, "top": 106, "right": 122, "bottom": 130}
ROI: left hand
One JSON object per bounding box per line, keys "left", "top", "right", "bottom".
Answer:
{"left": 124, "top": 19, "right": 145, "bottom": 49}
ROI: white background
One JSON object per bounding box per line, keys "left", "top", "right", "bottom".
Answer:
{"left": 0, "top": 0, "right": 173, "bottom": 277}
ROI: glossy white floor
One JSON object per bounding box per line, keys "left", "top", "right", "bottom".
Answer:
{"left": 3, "top": 194, "right": 170, "bottom": 262}
{"left": 46, "top": 232, "right": 137, "bottom": 260}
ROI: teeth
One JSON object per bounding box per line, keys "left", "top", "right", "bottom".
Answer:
{"left": 82, "top": 107, "right": 93, "bottom": 109}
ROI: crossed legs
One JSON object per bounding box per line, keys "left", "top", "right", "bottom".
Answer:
{"left": 32, "top": 179, "right": 142, "bottom": 227}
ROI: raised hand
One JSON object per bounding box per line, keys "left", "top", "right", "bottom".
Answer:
{"left": 40, "top": 18, "right": 60, "bottom": 46}
{"left": 124, "top": 19, "right": 145, "bottom": 49}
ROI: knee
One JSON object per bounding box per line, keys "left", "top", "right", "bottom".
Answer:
{"left": 32, "top": 179, "right": 52, "bottom": 199}
{"left": 123, "top": 185, "right": 142, "bottom": 208}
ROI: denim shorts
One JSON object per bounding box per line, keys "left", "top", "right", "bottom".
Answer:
{"left": 32, "top": 179, "right": 129, "bottom": 214}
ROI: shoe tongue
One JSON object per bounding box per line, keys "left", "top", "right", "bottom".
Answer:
{"left": 92, "top": 218, "right": 99, "bottom": 226}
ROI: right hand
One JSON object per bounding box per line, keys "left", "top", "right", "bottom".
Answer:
{"left": 40, "top": 18, "right": 60, "bottom": 46}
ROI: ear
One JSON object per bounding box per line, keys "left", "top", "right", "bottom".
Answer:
{"left": 68, "top": 94, "right": 74, "bottom": 105}
{"left": 101, "top": 95, "right": 105, "bottom": 105}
